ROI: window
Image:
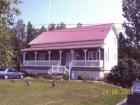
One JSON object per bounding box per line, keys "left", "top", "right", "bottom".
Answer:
{"left": 0, "top": 69, "right": 5, "bottom": 71}
{"left": 7, "top": 69, "right": 13, "bottom": 72}
{"left": 12, "top": 69, "right": 18, "bottom": 72}
{"left": 87, "top": 51, "right": 98, "bottom": 60}
{"left": 38, "top": 53, "right": 45, "bottom": 60}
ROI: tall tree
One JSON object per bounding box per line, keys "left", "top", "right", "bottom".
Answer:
{"left": 56, "top": 22, "right": 66, "bottom": 30}
{"left": 77, "top": 23, "right": 82, "bottom": 27}
{"left": 48, "top": 23, "right": 56, "bottom": 31}
{"left": 0, "top": 0, "right": 21, "bottom": 68}
{"left": 107, "top": 0, "right": 140, "bottom": 87}
{"left": 39, "top": 26, "right": 47, "bottom": 33}
{"left": 122, "top": 0, "right": 140, "bottom": 63}
{"left": 48, "top": 22, "right": 66, "bottom": 31}
{"left": 26, "top": 22, "right": 36, "bottom": 45}
{"left": 13, "top": 19, "right": 26, "bottom": 69}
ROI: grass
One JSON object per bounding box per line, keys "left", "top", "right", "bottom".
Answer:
{"left": 0, "top": 80, "right": 126, "bottom": 105}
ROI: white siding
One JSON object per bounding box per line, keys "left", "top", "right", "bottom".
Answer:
{"left": 103, "top": 28, "right": 118, "bottom": 71}
{"left": 71, "top": 71, "right": 104, "bottom": 80}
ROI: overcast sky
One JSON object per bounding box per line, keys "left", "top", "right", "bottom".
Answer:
{"left": 17, "top": 0, "right": 124, "bottom": 28}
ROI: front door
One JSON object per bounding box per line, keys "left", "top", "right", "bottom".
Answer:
{"left": 66, "top": 52, "right": 71, "bottom": 66}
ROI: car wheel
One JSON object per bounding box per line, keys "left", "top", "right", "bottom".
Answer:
{"left": 4, "top": 75, "right": 8, "bottom": 79}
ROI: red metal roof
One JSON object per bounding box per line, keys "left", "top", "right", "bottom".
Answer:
{"left": 29, "top": 23, "right": 113, "bottom": 45}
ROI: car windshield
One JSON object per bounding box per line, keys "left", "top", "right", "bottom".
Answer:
{"left": 0, "top": 69, "right": 5, "bottom": 71}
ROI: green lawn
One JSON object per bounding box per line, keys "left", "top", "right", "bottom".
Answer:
{"left": 0, "top": 80, "right": 126, "bottom": 105}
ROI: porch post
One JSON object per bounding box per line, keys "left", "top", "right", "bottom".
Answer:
{"left": 98, "top": 49, "right": 101, "bottom": 60}
{"left": 98, "top": 49, "right": 101, "bottom": 67}
{"left": 59, "top": 50, "right": 62, "bottom": 65}
{"left": 83, "top": 49, "right": 88, "bottom": 67}
{"left": 35, "top": 52, "right": 37, "bottom": 66}
{"left": 23, "top": 52, "right": 26, "bottom": 62}
{"left": 48, "top": 51, "right": 51, "bottom": 65}
{"left": 23, "top": 52, "right": 26, "bottom": 66}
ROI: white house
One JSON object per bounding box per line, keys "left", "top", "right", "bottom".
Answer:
{"left": 21, "top": 23, "right": 118, "bottom": 80}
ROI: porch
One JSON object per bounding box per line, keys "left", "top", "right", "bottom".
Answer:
{"left": 22, "top": 48, "right": 104, "bottom": 68}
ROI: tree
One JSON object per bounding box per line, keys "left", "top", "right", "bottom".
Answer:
{"left": 107, "top": 58, "right": 140, "bottom": 87}
{"left": 13, "top": 19, "right": 26, "bottom": 69}
{"left": 122, "top": 0, "right": 140, "bottom": 62}
{"left": 0, "top": 0, "right": 21, "bottom": 68}
{"left": 77, "top": 23, "right": 82, "bottom": 27}
{"left": 106, "top": 0, "right": 140, "bottom": 86}
{"left": 48, "top": 23, "right": 56, "bottom": 31}
{"left": 26, "top": 22, "right": 37, "bottom": 45}
{"left": 39, "top": 26, "right": 47, "bottom": 33}
{"left": 48, "top": 22, "right": 66, "bottom": 31}
{"left": 56, "top": 22, "right": 66, "bottom": 30}
{"left": 0, "top": 0, "right": 21, "bottom": 26}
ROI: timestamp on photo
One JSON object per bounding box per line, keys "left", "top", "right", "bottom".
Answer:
{"left": 102, "top": 88, "right": 131, "bottom": 95}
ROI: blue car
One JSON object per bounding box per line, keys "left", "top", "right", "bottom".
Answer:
{"left": 0, "top": 68, "right": 24, "bottom": 79}
{"left": 127, "top": 81, "right": 140, "bottom": 105}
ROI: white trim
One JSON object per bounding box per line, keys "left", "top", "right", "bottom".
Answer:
{"left": 70, "top": 60, "right": 103, "bottom": 67}
{"left": 48, "top": 51, "right": 51, "bottom": 61}
{"left": 23, "top": 60, "right": 60, "bottom": 67}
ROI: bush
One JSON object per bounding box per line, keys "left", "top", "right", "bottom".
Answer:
{"left": 106, "top": 58, "right": 140, "bottom": 87}
{"left": 63, "top": 74, "right": 69, "bottom": 81}
{"left": 36, "top": 73, "right": 46, "bottom": 78}
{"left": 82, "top": 74, "right": 89, "bottom": 82}
{"left": 77, "top": 76, "right": 82, "bottom": 80}
{"left": 52, "top": 74, "right": 63, "bottom": 80}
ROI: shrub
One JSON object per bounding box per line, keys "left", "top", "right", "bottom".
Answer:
{"left": 106, "top": 58, "right": 140, "bottom": 87}
{"left": 36, "top": 73, "right": 46, "bottom": 78}
{"left": 77, "top": 76, "right": 82, "bottom": 80}
{"left": 63, "top": 74, "right": 69, "bottom": 81}
{"left": 82, "top": 74, "right": 89, "bottom": 82}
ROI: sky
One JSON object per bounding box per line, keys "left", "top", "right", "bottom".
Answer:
{"left": 17, "top": 0, "right": 124, "bottom": 28}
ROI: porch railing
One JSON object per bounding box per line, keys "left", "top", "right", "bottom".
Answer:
{"left": 23, "top": 60, "right": 61, "bottom": 67}
{"left": 48, "top": 66, "right": 69, "bottom": 75}
{"left": 69, "top": 60, "right": 103, "bottom": 68}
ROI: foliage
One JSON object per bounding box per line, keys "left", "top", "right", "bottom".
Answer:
{"left": 122, "top": 0, "right": 140, "bottom": 48}
{"left": 26, "top": 22, "right": 47, "bottom": 46}
{"left": 56, "top": 22, "right": 66, "bottom": 30}
{"left": 26, "top": 22, "right": 35, "bottom": 45}
{"left": 122, "top": 0, "right": 140, "bottom": 63}
{"left": 77, "top": 23, "right": 82, "bottom": 27}
{"left": 63, "top": 74, "right": 69, "bottom": 81}
{"left": 12, "top": 19, "right": 26, "bottom": 69}
{"left": 82, "top": 74, "right": 89, "bottom": 82}
{"left": 106, "top": 58, "right": 140, "bottom": 87}
{"left": 0, "top": 0, "right": 21, "bottom": 26}
{"left": 0, "top": 0, "right": 21, "bottom": 68}
{"left": 111, "top": 0, "right": 140, "bottom": 87}
{"left": 48, "top": 22, "right": 66, "bottom": 31}
{"left": 0, "top": 27, "right": 14, "bottom": 67}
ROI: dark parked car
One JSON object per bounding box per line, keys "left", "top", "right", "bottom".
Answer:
{"left": 127, "top": 80, "right": 140, "bottom": 105}
{"left": 0, "top": 68, "right": 24, "bottom": 79}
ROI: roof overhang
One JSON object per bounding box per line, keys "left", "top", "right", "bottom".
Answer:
{"left": 21, "top": 44, "right": 103, "bottom": 52}
{"left": 22, "top": 40, "right": 104, "bottom": 52}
